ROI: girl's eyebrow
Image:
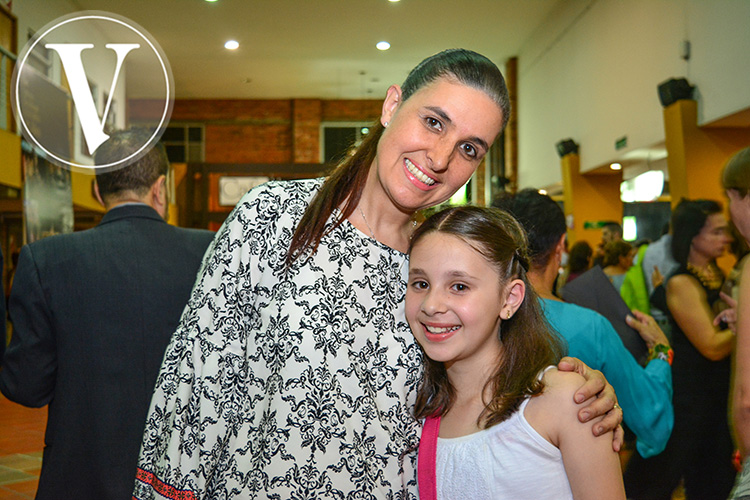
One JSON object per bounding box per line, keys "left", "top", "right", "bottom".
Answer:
{"left": 424, "top": 106, "right": 490, "bottom": 153}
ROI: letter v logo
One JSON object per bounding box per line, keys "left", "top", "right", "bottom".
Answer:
{"left": 12, "top": 12, "right": 174, "bottom": 172}
{"left": 47, "top": 43, "right": 140, "bottom": 155}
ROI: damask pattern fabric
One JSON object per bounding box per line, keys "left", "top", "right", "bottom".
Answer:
{"left": 134, "top": 178, "right": 423, "bottom": 499}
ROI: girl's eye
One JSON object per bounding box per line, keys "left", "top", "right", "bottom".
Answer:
{"left": 451, "top": 283, "right": 468, "bottom": 292}
{"left": 411, "top": 280, "right": 429, "bottom": 290}
{"left": 460, "top": 143, "right": 477, "bottom": 158}
{"left": 425, "top": 117, "right": 442, "bottom": 131}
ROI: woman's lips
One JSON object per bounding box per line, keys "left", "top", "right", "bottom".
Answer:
{"left": 404, "top": 158, "right": 437, "bottom": 190}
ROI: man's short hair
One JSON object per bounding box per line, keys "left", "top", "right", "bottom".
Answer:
{"left": 602, "top": 221, "right": 623, "bottom": 237}
{"left": 95, "top": 129, "right": 169, "bottom": 203}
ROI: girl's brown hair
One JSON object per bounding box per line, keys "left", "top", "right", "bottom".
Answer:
{"left": 285, "top": 49, "right": 509, "bottom": 265}
{"left": 410, "top": 206, "right": 565, "bottom": 428}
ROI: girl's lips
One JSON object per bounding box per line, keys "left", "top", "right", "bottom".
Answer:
{"left": 422, "top": 323, "right": 460, "bottom": 342}
{"left": 403, "top": 158, "right": 438, "bottom": 191}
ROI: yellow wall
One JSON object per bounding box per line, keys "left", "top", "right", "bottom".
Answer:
{"left": 71, "top": 170, "right": 105, "bottom": 213}
{"left": 561, "top": 153, "right": 623, "bottom": 249}
{"left": 0, "top": 129, "right": 21, "bottom": 189}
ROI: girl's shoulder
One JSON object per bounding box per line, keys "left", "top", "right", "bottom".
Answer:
{"left": 524, "top": 367, "right": 588, "bottom": 447}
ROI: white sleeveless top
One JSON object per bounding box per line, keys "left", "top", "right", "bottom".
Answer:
{"left": 435, "top": 395, "right": 574, "bottom": 499}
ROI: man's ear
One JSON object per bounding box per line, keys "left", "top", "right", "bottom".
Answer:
{"left": 93, "top": 180, "right": 105, "bottom": 208}
{"left": 150, "top": 175, "right": 168, "bottom": 217}
{"left": 380, "top": 84, "right": 402, "bottom": 128}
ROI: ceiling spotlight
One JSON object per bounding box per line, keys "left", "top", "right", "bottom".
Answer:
{"left": 610, "top": 163, "right": 622, "bottom": 171}
{"left": 224, "top": 40, "right": 239, "bottom": 50}
{"left": 205, "top": 0, "right": 218, "bottom": 2}
{"left": 389, "top": 0, "right": 401, "bottom": 2}
{"left": 376, "top": 41, "right": 391, "bottom": 51}
{"left": 539, "top": 189, "right": 547, "bottom": 195}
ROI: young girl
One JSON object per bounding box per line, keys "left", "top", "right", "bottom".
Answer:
{"left": 406, "top": 206, "right": 625, "bottom": 499}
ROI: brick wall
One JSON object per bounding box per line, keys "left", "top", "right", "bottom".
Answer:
{"left": 129, "top": 98, "right": 382, "bottom": 165}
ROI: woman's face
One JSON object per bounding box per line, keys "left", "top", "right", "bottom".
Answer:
{"left": 372, "top": 78, "right": 504, "bottom": 213}
{"left": 691, "top": 212, "right": 731, "bottom": 261}
{"left": 727, "top": 189, "right": 750, "bottom": 243}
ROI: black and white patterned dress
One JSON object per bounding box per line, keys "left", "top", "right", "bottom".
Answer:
{"left": 134, "top": 178, "right": 423, "bottom": 500}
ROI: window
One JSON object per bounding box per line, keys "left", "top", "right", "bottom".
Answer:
{"left": 162, "top": 124, "right": 205, "bottom": 163}
{"left": 320, "top": 122, "right": 371, "bottom": 165}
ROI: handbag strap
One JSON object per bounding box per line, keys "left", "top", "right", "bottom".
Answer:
{"left": 418, "top": 415, "right": 441, "bottom": 500}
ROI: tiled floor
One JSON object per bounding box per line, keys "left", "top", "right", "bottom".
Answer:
{"left": 0, "top": 394, "right": 45, "bottom": 499}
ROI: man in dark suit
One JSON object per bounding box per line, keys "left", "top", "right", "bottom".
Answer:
{"left": 0, "top": 130, "right": 215, "bottom": 500}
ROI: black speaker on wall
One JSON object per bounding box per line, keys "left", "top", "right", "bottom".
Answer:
{"left": 657, "top": 78, "right": 695, "bottom": 107}
{"left": 556, "top": 139, "right": 579, "bottom": 158}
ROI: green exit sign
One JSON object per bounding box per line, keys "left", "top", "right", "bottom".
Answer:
{"left": 615, "top": 136, "right": 628, "bottom": 150}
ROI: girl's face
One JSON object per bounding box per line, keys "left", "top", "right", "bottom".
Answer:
{"left": 691, "top": 212, "right": 731, "bottom": 261}
{"left": 727, "top": 189, "right": 750, "bottom": 243}
{"left": 406, "top": 232, "right": 513, "bottom": 369}
{"left": 371, "top": 78, "right": 504, "bottom": 214}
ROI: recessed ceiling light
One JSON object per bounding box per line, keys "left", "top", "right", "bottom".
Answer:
{"left": 376, "top": 41, "right": 391, "bottom": 51}
{"left": 388, "top": 0, "right": 401, "bottom": 2}
{"left": 538, "top": 189, "right": 547, "bottom": 195}
{"left": 225, "top": 40, "right": 239, "bottom": 50}
{"left": 610, "top": 162, "right": 622, "bottom": 170}
{"left": 205, "top": 0, "right": 218, "bottom": 2}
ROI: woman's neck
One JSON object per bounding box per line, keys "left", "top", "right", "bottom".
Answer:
{"left": 352, "top": 174, "right": 417, "bottom": 252}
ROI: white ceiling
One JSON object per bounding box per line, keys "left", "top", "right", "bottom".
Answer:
{"left": 66, "top": 0, "right": 562, "bottom": 100}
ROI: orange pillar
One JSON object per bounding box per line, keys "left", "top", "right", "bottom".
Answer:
{"left": 561, "top": 152, "right": 623, "bottom": 249}
{"left": 663, "top": 99, "right": 749, "bottom": 207}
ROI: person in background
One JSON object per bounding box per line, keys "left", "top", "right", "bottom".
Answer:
{"left": 593, "top": 221, "right": 623, "bottom": 267}
{"left": 624, "top": 198, "right": 735, "bottom": 500}
{"left": 0, "top": 130, "right": 215, "bottom": 500}
{"left": 602, "top": 240, "right": 635, "bottom": 293}
{"left": 494, "top": 189, "right": 673, "bottom": 460}
{"left": 0, "top": 248, "right": 5, "bottom": 367}
{"left": 714, "top": 147, "right": 750, "bottom": 500}
{"left": 409, "top": 206, "right": 625, "bottom": 500}
{"left": 565, "top": 240, "right": 593, "bottom": 285}
{"left": 134, "top": 49, "right": 622, "bottom": 500}
{"left": 641, "top": 224, "right": 678, "bottom": 337}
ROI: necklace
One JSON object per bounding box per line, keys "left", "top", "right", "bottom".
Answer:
{"left": 358, "top": 207, "right": 418, "bottom": 241}
{"left": 687, "top": 262, "right": 723, "bottom": 290}
{"left": 359, "top": 207, "right": 376, "bottom": 239}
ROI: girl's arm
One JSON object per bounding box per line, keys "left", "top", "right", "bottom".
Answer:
{"left": 527, "top": 369, "right": 626, "bottom": 500}
{"left": 667, "top": 274, "right": 733, "bottom": 361}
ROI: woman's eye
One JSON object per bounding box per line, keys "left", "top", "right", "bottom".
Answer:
{"left": 451, "top": 283, "right": 468, "bottom": 292}
{"left": 425, "top": 117, "right": 442, "bottom": 131}
{"left": 461, "top": 143, "right": 477, "bottom": 158}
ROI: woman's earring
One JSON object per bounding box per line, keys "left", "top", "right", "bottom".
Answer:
{"left": 506, "top": 310, "right": 511, "bottom": 320}
{"left": 383, "top": 121, "right": 389, "bottom": 127}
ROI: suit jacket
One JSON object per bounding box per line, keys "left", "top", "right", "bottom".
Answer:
{"left": 0, "top": 204, "right": 214, "bottom": 500}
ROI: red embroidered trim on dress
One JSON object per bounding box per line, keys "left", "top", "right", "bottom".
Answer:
{"left": 134, "top": 468, "right": 198, "bottom": 500}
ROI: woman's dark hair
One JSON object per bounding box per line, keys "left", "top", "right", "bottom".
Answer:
{"left": 670, "top": 198, "right": 723, "bottom": 266}
{"left": 286, "top": 49, "right": 510, "bottom": 265}
{"left": 602, "top": 240, "right": 633, "bottom": 268}
{"left": 409, "top": 206, "right": 565, "bottom": 428}
{"left": 491, "top": 188, "right": 566, "bottom": 270}
{"left": 568, "top": 240, "right": 593, "bottom": 274}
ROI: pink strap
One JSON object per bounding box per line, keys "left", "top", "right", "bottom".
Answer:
{"left": 418, "top": 415, "right": 441, "bottom": 500}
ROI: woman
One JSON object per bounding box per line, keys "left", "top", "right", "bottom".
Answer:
{"left": 719, "top": 147, "right": 750, "bottom": 500}
{"left": 624, "top": 198, "right": 735, "bottom": 500}
{"left": 602, "top": 240, "right": 634, "bottom": 293}
{"left": 565, "top": 240, "right": 593, "bottom": 285}
{"left": 133, "top": 49, "right": 621, "bottom": 499}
